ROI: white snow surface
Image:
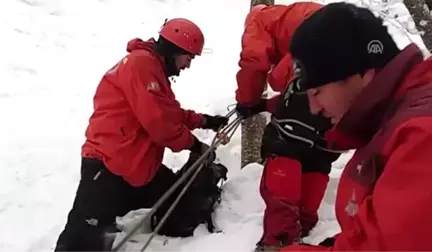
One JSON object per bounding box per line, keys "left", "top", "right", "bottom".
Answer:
{"left": 0, "top": 0, "right": 425, "bottom": 251}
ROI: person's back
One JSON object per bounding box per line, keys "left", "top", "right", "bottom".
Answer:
{"left": 253, "top": 2, "right": 322, "bottom": 65}
{"left": 236, "top": 2, "right": 322, "bottom": 104}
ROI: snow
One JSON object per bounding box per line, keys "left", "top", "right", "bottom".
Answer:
{"left": 0, "top": 0, "right": 426, "bottom": 251}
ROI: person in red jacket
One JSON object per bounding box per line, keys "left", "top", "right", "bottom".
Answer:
{"left": 54, "top": 18, "right": 228, "bottom": 251}
{"left": 282, "top": 2, "right": 432, "bottom": 251}
{"left": 236, "top": 2, "right": 320, "bottom": 104}
{"left": 234, "top": 3, "right": 342, "bottom": 251}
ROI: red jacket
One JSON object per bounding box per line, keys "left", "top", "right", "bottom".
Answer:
{"left": 82, "top": 38, "right": 204, "bottom": 186}
{"left": 283, "top": 45, "right": 432, "bottom": 251}
{"left": 235, "top": 2, "right": 322, "bottom": 105}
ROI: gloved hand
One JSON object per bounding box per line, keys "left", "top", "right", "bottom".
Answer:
{"left": 235, "top": 100, "right": 266, "bottom": 119}
{"left": 202, "top": 114, "right": 229, "bottom": 132}
{"left": 318, "top": 237, "right": 335, "bottom": 247}
{"left": 188, "top": 136, "right": 216, "bottom": 164}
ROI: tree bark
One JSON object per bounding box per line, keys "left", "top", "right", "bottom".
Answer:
{"left": 404, "top": 0, "right": 432, "bottom": 53}
{"left": 241, "top": 0, "right": 275, "bottom": 168}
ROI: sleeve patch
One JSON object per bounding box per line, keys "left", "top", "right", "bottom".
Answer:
{"left": 147, "top": 81, "right": 160, "bottom": 91}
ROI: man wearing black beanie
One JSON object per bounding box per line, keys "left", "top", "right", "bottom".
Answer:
{"left": 281, "top": 2, "right": 432, "bottom": 251}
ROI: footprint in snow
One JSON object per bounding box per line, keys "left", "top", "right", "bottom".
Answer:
{"left": 12, "top": 66, "right": 37, "bottom": 76}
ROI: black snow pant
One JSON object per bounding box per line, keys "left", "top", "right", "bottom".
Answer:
{"left": 54, "top": 158, "right": 177, "bottom": 251}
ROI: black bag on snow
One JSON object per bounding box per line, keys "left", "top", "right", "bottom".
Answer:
{"left": 150, "top": 153, "right": 228, "bottom": 237}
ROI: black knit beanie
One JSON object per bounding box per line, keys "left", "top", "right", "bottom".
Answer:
{"left": 290, "top": 2, "right": 401, "bottom": 90}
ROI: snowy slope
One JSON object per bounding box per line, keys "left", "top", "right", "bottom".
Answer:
{"left": 0, "top": 0, "right": 425, "bottom": 251}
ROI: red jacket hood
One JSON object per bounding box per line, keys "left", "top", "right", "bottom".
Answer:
{"left": 126, "top": 38, "right": 157, "bottom": 54}
{"left": 326, "top": 43, "right": 428, "bottom": 150}
{"left": 395, "top": 51, "right": 432, "bottom": 97}
{"left": 126, "top": 37, "right": 169, "bottom": 76}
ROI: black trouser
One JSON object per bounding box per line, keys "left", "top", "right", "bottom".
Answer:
{"left": 260, "top": 90, "right": 341, "bottom": 175}
{"left": 54, "top": 158, "right": 177, "bottom": 251}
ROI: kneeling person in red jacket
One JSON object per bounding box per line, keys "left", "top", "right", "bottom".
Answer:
{"left": 54, "top": 18, "right": 228, "bottom": 251}
{"left": 235, "top": 3, "right": 341, "bottom": 251}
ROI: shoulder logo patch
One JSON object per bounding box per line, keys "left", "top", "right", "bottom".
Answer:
{"left": 147, "top": 81, "right": 160, "bottom": 91}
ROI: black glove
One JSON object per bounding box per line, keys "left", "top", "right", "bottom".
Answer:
{"left": 235, "top": 100, "right": 266, "bottom": 119}
{"left": 188, "top": 136, "right": 216, "bottom": 164}
{"left": 202, "top": 115, "right": 228, "bottom": 132}
{"left": 318, "top": 237, "right": 335, "bottom": 247}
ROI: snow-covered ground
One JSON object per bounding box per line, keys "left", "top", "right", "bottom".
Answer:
{"left": 0, "top": 0, "right": 425, "bottom": 251}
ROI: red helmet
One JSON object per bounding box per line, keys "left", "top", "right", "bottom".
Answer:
{"left": 245, "top": 4, "right": 267, "bottom": 27}
{"left": 159, "top": 18, "right": 205, "bottom": 56}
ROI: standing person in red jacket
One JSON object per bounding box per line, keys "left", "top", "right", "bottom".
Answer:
{"left": 234, "top": 3, "right": 342, "bottom": 251}
{"left": 54, "top": 18, "right": 228, "bottom": 252}
{"left": 282, "top": 2, "right": 432, "bottom": 251}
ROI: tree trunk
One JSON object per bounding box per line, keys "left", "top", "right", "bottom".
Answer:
{"left": 404, "top": 0, "right": 432, "bottom": 53}
{"left": 241, "top": 0, "right": 275, "bottom": 168}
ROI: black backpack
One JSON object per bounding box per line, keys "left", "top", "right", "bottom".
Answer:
{"left": 150, "top": 153, "right": 228, "bottom": 237}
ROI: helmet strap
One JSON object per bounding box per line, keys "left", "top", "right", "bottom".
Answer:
{"left": 156, "top": 36, "right": 189, "bottom": 77}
